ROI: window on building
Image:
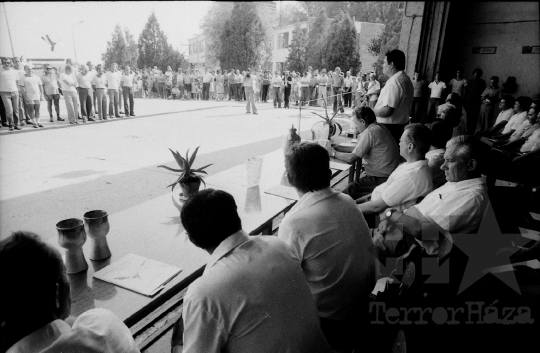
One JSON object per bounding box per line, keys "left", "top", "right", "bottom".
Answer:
{"left": 277, "top": 32, "right": 289, "bottom": 49}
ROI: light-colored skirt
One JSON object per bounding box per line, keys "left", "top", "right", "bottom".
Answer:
{"left": 216, "top": 83, "right": 224, "bottom": 94}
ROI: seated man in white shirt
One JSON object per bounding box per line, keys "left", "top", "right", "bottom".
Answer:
{"left": 0, "top": 231, "right": 140, "bottom": 353}
{"left": 356, "top": 123, "right": 434, "bottom": 227}
{"left": 493, "top": 96, "right": 532, "bottom": 138}
{"left": 483, "top": 95, "right": 515, "bottom": 137}
{"left": 174, "top": 189, "right": 332, "bottom": 353}
{"left": 373, "top": 135, "right": 489, "bottom": 259}
{"left": 278, "top": 142, "right": 376, "bottom": 352}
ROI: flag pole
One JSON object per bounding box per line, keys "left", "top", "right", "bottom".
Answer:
{"left": 2, "top": 3, "right": 15, "bottom": 57}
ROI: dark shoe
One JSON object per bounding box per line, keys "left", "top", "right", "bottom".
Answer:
{"left": 130, "top": 113, "right": 135, "bottom": 116}
{"left": 26, "top": 120, "right": 32, "bottom": 124}
{"left": 115, "top": 115, "right": 121, "bottom": 118}
{"left": 14, "top": 126, "right": 22, "bottom": 130}
{"left": 119, "top": 111, "right": 125, "bottom": 114}
{"left": 1, "top": 123, "right": 8, "bottom": 127}
{"left": 58, "top": 118, "right": 65, "bottom": 121}
{"left": 88, "top": 118, "right": 95, "bottom": 122}
{"left": 50, "top": 117, "right": 54, "bottom": 122}
{"left": 33, "top": 125, "right": 39, "bottom": 128}
{"left": 253, "top": 112, "right": 258, "bottom": 115}
{"left": 38, "top": 124, "right": 44, "bottom": 128}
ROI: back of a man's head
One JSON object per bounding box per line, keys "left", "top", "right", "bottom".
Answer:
{"left": 285, "top": 142, "right": 330, "bottom": 194}
{"left": 385, "top": 49, "right": 406, "bottom": 71}
{"left": 0, "top": 231, "right": 68, "bottom": 326}
{"left": 353, "top": 106, "right": 376, "bottom": 125}
{"left": 404, "top": 123, "right": 432, "bottom": 156}
{"left": 429, "top": 120, "right": 453, "bottom": 149}
{"left": 181, "top": 189, "right": 242, "bottom": 250}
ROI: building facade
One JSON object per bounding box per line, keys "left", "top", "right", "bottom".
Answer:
{"left": 271, "top": 20, "right": 385, "bottom": 75}
{"left": 188, "top": 34, "right": 219, "bottom": 70}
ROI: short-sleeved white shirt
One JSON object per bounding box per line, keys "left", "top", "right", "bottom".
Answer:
{"left": 375, "top": 71, "right": 414, "bottom": 125}
{"left": 76, "top": 72, "right": 93, "bottom": 89}
{"left": 494, "top": 108, "right": 515, "bottom": 125}
{"left": 183, "top": 230, "right": 332, "bottom": 353}
{"left": 105, "top": 71, "right": 121, "bottom": 90}
{"left": 371, "top": 160, "right": 433, "bottom": 212}
{"left": 521, "top": 129, "right": 540, "bottom": 152}
{"left": 0, "top": 67, "right": 19, "bottom": 92}
{"left": 352, "top": 123, "right": 400, "bottom": 177}
{"left": 59, "top": 73, "right": 78, "bottom": 92}
{"left": 428, "top": 81, "right": 446, "bottom": 98}
{"left": 502, "top": 111, "right": 527, "bottom": 134}
{"left": 22, "top": 74, "right": 42, "bottom": 100}
{"left": 412, "top": 176, "right": 488, "bottom": 234}
{"left": 121, "top": 72, "right": 135, "bottom": 87}
{"left": 278, "top": 188, "right": 376, "bottom": 321}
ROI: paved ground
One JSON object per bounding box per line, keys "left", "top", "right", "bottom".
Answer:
{"left": 0, "top": 96, "right": 354, "bottom": 240}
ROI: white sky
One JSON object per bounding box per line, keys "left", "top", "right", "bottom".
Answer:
{"left": 0, "top": 1, "right": 213, "bottom": 63}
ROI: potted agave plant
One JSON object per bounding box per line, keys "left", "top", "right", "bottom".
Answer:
{"left": 158, "top": 146, "right": 212, "bottom": 200}
{"left": 311, "top": 99, "right": 343, "bottom": 140}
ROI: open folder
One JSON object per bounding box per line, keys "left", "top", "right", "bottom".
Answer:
{"left": 93, "top": 253, "right": 182, "bottom": 296}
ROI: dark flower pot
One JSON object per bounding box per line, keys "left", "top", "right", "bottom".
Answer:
{"left": 179, "top": 178, "right": 201, "bottom": 200}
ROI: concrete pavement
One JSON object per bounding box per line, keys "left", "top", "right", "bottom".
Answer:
{"left": 0, "top": 96, "right": 354, "bottom": 240}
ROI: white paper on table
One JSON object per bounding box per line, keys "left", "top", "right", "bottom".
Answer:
{"left": 494, "top": 180, "right": 518, "bottom": 187}
{"left": 329, "top": 161, "right": 351, "bottom": 171}
{"left": 530, "top": 212, "right": 540, "bottom": 221}
{"left": 93, "top": 253, "right": 182, "bottom": 296}
{"left": 264, "top": 184, "right": 299, "bottom": 201}
{"left": 518, "top": 227, "right": 540, "bottom": 241}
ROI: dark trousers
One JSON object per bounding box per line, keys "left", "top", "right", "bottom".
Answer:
{"left": 0, "top": 93, "right": 6, "bottom": 125}
{"left": 273, "top": 87, "right": 281, "bottom": 107}
{"left": 333, "top": 87, "right": 344, "bottom": 113}
{"left": 427, "top": 97, "right": 441, "bottom": 123}
{"left": 262, "top": 84, "right": 270, "bottom": 102}
{"left": 228, "top": 83, "right": 235, "bottom": 100}
{"left": 284, "top": 86, "right": 291, "bottom": 108}
{"left": 235, "top": 83, "right": 242, "bottom": 101}
{"left": 410, "top": 97, "right": 424, "bottom": 123}
{"left": 301, "top": 87, "right": 309, "bottom": 106}
{"left": 202, "top": 82, "right": 210, "bottom": 100}
{"left": 343, "top": 174, "right": 389, "bottom": 200}
{"left": 45, "top": 94, "right": 60, "bottom": 118}
{"left": 122, "top": 87, "right": 134, "bottom": 115}
{"left": 381, "top": 123, "right": 406, "bottom": 146}
{"left": 343, "top": 87, "right": 352, "bottom": 107}
{"left": 78, "top": 87, "right": 93, "bottom": 120}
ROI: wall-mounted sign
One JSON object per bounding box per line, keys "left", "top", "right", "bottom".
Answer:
{"left": 472, "top": 46, "right": 497, "bottom": 54}
{"left": 522, "top": 46, "right": 540, "bottom": 54}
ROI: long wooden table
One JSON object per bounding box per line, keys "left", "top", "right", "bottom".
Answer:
{"left": 45, "top": 146, "right": 352, "bottom": 350}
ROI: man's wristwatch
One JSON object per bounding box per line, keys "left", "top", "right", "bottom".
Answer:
{"left": 385, "top": 208, "right": 397, "bottom": 220}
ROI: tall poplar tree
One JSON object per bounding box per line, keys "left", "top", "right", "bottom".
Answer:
{"left": 137, "top": 11, "right": 187, "bottom": 70}
{"left": 324, "top": 12, "right": 361, "bottom": 75}
{"left": 306, "top": 8, "right": 331, "bottom": 69}
{"left": 102, "top": 25, "right": 127, "bottom": 68}
{"left": 285, "top": 22, "right": 307, "bottom": 73}
{"left": 218, "top": 2, "right": 266, "bottom": 69}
